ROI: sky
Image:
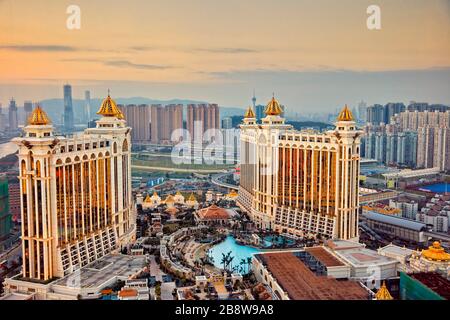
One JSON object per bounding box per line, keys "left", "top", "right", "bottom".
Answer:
{"left": 0, "top": 0, "right": 449, "bottom": 113}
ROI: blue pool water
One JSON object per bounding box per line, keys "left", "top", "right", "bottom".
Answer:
{"left": 208, "top": 236, "right": 261, "bottom": 274}
{"left": 420, "top": 183, "right": 450, "bottom": 194}
{"left": 263, "top": 235, "right": 295, "bottom": 248}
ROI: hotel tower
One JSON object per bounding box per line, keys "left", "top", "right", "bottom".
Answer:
{"left": 11, "top": 95, "right": 135, "bottom": 282}
{"left": 238, "top": 98, "right": 362, "bottom": 240}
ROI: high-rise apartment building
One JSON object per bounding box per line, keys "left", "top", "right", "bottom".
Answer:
{"left": 150, "top": 104, "right": 183, "bottom": 144}
{"left": 8, "top": 95, "right": 135, "bottom": 283}
{"left": 186, "top": 104, "right": 220, "bottom": 142}
{"left": 417, "top": 126, "right": 436, "bottom": 169}
{"left": 238, "top": 99, "right": 361, "bottom": 240}
{"left": 8, "top": 98, "right": 18, "bottom": 132}
{"left": 63, "top": 84, "right": 74, "bottom": 131}
{"left": 119, "top": 104, "right": 151, "bottom": 143}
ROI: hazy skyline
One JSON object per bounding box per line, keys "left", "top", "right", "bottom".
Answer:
{"left": 1, "top": 0, "right": 449, "bottom": 112}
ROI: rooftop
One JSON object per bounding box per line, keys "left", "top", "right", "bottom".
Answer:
{"left": 305, "top": 247, "right": 345, "bottom": 267}
{"left": 52, "top": 254, "right": 146, "bottom": 289}
{"left": 410, "top": 272, "right": 450, "bottom": 300}
{"left": 377, "top": 244, "right": 414, "bottom": 258}
{"left": 255, "top": 252, "right": 368, "bottom": 300}
{"left": 362, "top": 211, "right": 427, "bottom": 232}
{"left": 197, "top": 205, "right": 233, "bottom": 220}
{"left": 333, "top": 247, "right": 397, "bottom": 268}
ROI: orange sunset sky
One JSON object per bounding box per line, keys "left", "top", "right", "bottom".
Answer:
{"left": 0, "top": 0, "right": 449, "bottom": 112}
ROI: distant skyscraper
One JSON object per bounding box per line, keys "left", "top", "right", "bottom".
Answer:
{"left": 63, "top": 84, "right": 74, "bottom": 131}
{"left": 8, "top": 98, "right": 18, "bottom": 132}
{"left": 84, "top": 90, "right": 91, "bottom": 123}
{"left": 221, "top": 117, "right": 232, "bottom": 129}
{"left": 357, "top": 100, "right": 367, "bottom": 122}
{"left": 255, "top": 105, "right": 265, "bottom": 122}
{"left": 252, "top": 90, "right": 256, "bottom": 108}
{"left": 24, "top": 101, "right": 33, "bottom": 123}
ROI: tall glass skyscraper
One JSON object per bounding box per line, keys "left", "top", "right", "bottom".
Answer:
{"left": 63, "top": 84, "right": 74, "bottom": 131}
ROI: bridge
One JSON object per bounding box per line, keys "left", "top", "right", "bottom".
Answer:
{"left": 211, "top": 172, "right": 239, "bottom": 190}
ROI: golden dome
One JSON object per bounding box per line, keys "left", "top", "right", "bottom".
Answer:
{"left": 28, "top": 105, "right": 51, "bottom": 125}
{"left": 97, "top": 94, "right": 123, "bottom": 118}
{"left": 165, "top": 194, "right": 175, "bottom": 203}
{"left": 144, "top": 194, "right": 152, "bottom": 203}
{"left": 337, "top": 104, "right": 354, "bottom": 121}
{"left": 264, "top": 97, "right": 283, "bottom": 116}
{"left": 244, "top": 106, "right": 256, "bottom": 118}
{"left": 188, "top": 193, "right": 197, "bottom": 202}
{"left": 375, "top": 281, "right": 393, "bottom": 300}
{"left": 421, "top": 241, "right": 450, "bottom": 262}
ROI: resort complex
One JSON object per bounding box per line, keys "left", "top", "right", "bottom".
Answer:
{"left": 238, "top": 100, "right": 362, "bottom": 240}
{"left": 1, "top": 95, "right": 449, "bottom": 302}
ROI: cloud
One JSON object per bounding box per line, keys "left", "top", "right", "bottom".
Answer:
{"left": 104, "top": 60, "right": 173, "bottom": 70}
{"left": 194, "top": 47, "right": 259, "bottom": 54}
{"left": 127, "top": 45, "right": 260, "bottom": 54}
{"left": 0, "top": 45, "right": 78, "bottom": 52}
{"left": 60, "top": 58, "right": 174, "bottom": 70}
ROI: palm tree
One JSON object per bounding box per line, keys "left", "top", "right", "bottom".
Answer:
{"left": 246, "top": 257, "right": 252, "bottom": 273}
{"left": 221, "top": 253, "right": 228, "bottom": 271}
{"left": 240, "top": 259, "right": 246, "bottom": 273}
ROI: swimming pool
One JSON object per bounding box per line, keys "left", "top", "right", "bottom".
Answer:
{"left": 263, "top": 235, "right": 295, "bottom": 248}
{"left": 208, "top": 236, "right": 261, "bottom": 274}
{"left": 420, "top": 183, "right": 450, "bottom": 193}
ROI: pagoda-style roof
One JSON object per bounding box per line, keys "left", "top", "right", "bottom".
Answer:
{"left": 421, "top": 241, "right": 450, "bottom": 262}
{"left": 337, "top": 104, "right": 354, "bottom": 122}
{"left": 197, "top": 204, "right": 230, "bottom": 220}
{"left": 144, "top": 194, "right": 152, "bottom": 203}
{"left": 28, "top": 105, "right": 51, "bottom": 125}
{"left": 375, "top": 281, "right": 393, "bottom": 300}
{"left": 187, "top": 193, "right": 197, "bottom": 202}
{"left": 97, "top": 94, "right": 124, "bottom": 118}
{"left": 164, "top": 194, "right": 175, "bottom": 203}
{"left": 151, "top": 191, "right": 159, "bottom": 198}
{"left": 244, "top": 106, "right": 256, "bottom": 118}
{"left": 264, "top": 97, "right": 283, "bottom": 116}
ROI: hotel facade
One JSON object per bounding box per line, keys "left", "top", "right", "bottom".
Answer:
{"left": 238, "top": 98, "right": 362, "bottom": 241}
{"left": 6, "top": 95, "right": 136, "bottom": 285}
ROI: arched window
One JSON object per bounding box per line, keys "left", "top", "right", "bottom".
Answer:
{"left": 122, "top": 139, "right": 129, "bottom": 152}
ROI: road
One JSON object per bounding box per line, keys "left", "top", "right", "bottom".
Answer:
{"left": 211, "top": 172, "right": 239, "bottom": 190}
{"left": 132, "top": 164, "right": 228, "bottom": 174}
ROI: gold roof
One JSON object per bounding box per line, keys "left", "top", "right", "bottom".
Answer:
{"left": 264, "top": 97, "right": 283, "bottom": 116}
{"left": 152, "top": 191, "right": 158, "bottom": 197}
{"left": 244, "top": 106, "right": 256, "bottom": 118}
{"left": 188, "top": 193, "right": 197, "bottom": 202}
{"left": 28, "top": 105, "right": 51, "bottom": 125}
{"left": 97, "top": 94, "right": 124, "bottom": 118}
{"left": 228, "top": 189, "right": 238, "bottom": 197}
{"left": 165, "top": 194, "right": 175, "bottom": 203}
{"left": 421, "top": 241, "right": 450, "bottom": 262}
{"left": 337, "top": 104, "right": 354, "bottom": 121}
{"left": 176, "top": 191, "right": 182, "bottom": 196}
{"left": 144, "top": 194, "right": 152, "bottom": 203}
{"left": 375, "top": 281, "right": 393, "bottom": 300}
